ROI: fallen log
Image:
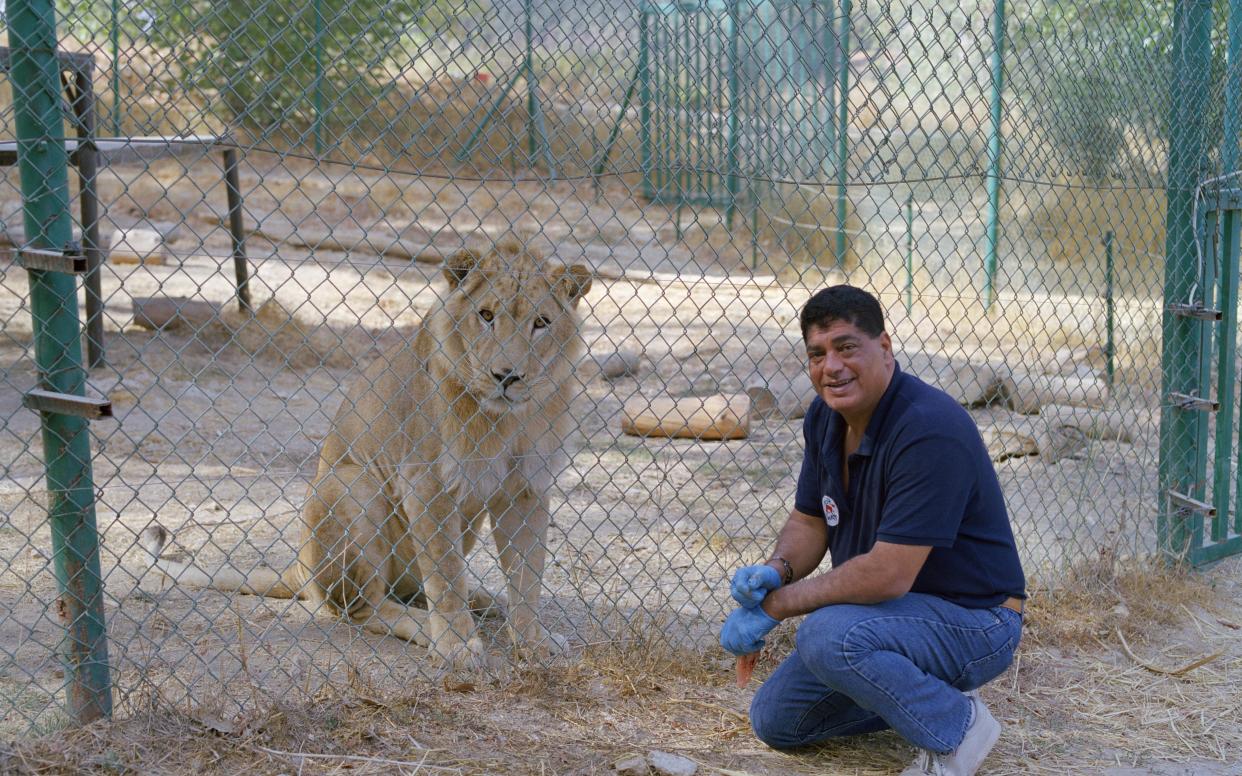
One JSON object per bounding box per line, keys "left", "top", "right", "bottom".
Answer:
{"left": 621, "top": 393, "right": 749, "bottom": 440}
{"left": 745, "top": 370, "right": 814, "bottom": 420}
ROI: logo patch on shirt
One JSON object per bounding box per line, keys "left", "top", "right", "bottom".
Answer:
{"left": 821, "top": 494, "right": 840, "bottom": 526}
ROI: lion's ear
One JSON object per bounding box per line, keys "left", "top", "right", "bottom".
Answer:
{"left": 553, "top": 264, "right": 593, "bottom": 306}
{"left": 443, "top": 249, "right": 480, "bottom": 288}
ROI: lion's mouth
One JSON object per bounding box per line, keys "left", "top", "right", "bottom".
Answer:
{"left": 478, "top": 385, "right": 530, "bottom": 409}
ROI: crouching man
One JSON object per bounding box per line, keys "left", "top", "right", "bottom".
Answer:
{"left": 722, "top": 285, "right": 1025, "bottom": 776}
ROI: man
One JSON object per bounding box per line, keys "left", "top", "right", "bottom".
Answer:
{"left": 720, "top": 285, "right": 1025, "bottom": 776}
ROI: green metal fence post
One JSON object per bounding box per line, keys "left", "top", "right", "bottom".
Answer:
{"left": 984, "top": 0, "right": 1005, "bottom": 311}
{"left": 725, "top": 0, "right": 740, "bottom": 232}
{"left": 1216, "top": 0, "right": 1242, "bottom": 544}
{"left": 1158, "top": 0, "right": 1213, "bottom": 562}
{"left": 313, "top": 0, "right": 325, "bottom": 156}
{"left": 109, "top": 0, "right": 120, "bottom": 135}
{"left": 1103, "top": 230, "right": 1115, "bottom": 389}
{"left": 8, "top": 0, "right": 113, "bottom": 723}
{"left": 906, "top": 193, "right": 915, "bottom": 314}
{"left": 834, "top": 0, "right": 851, "bottom": 269}
{"left": 639, "top": 6, "right": 653, "bottom": 191}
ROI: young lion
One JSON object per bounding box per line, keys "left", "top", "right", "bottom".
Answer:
{"left": 144, "top": 241, "right": 592, "bottom": 664}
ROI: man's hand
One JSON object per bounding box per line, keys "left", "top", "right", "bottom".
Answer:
{"left": 730, "top": 564, "right": 782, "bottom": 608}
{"left": 720, "top": 606, "right": 780, "bottom": 656}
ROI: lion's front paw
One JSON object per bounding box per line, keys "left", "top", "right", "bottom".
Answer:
{"left": 428, "top": 633, "right": 488, "bottom": 669}
{"left": 510, "top": 621, "right": 572, "bottom": 659}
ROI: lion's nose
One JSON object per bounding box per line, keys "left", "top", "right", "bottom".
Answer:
{"left": 492, "top": 369, "right": 522, "bottom": 389}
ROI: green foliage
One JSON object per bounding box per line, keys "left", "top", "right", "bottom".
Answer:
{"left": 123, "top": 0, "right": 449, "bottom": 134}
{"left": 58, "top": 1, "right": 155, "bottom": 40}
{"left": 1014, "top": 0, "right": 1229, "bottom": 182}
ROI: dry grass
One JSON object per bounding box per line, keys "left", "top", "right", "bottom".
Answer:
{"left": 2, "top": 558, "right": 1238, "bottom": 775}
{"left": 1024, "top": 552, "right": 1221, "bottom": 650}
{"left": 761, "top": 184, "right": 865, "bottom": 279}
{"left": 1024, "top": 184, "right": 1167, "bottom": 297}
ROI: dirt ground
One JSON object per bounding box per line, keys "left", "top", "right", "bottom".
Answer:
{"left": 0, "top": 156, "right": 1235, "bottom": 773}
{"left": 0, "top": 556, "right": 1239, "bottom": 776}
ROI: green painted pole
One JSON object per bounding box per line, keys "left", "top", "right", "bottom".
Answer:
{"left": 1217, "top": 0, "right": 1242, "bottom": 542}
{"left": 824, "top": 3, "right": 837, "bottom": 182}
{"left": 8, "top": 0, "right": 112, "bottom": 723}
{"left": 1194, "top": 210, "right": 1215, "bottom": 556}
{"left": 1103, "top": 230, "right": 1115, "bottom": 389}
{"left": 525, "top": 0, "right": 536, "bottom": 163}
{"left": 521, "top": 0, "right": 557, "bottom": 176}
{"left": 1158, "top": 0, "right": 1213, "bottom": 562}
{"left": 725, "top": 0, "right": 740, "bottom": 232}
{"left": 592, "top": 36, "right": 645, "bottom": 187}
{"left": 456, "top": 67, "right": 522, "bottom": 164}
{"left": 984, "top": 0, "right": 1005, "bottom": 310}
{"left": 110, "top": 0, "right": 120, "bottom": 134}
{"left": 313, "top": 0, "right": 324, "bottom": 156}
{"left": 906, "top": 193, "right": 915, "bottom": 314}
{"left": 639, "top": 6, "right": 653, "bottom": 195}
{"left": 834, "top": 0, "right": 851, "bottom": 269}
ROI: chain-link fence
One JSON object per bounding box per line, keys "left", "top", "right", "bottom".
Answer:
{"left": 1, "top": 0, "right": 1237, "bottom": 737}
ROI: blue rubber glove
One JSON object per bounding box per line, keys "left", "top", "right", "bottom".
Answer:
{"left": 730, "top": 563, "right": 782, "bottom": 609}
{"left": 720, "top": 605, "right": 780, "bottom": 656}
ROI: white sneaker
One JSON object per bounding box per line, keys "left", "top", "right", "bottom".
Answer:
{"left": 899, "top": 691, "right": 1001, "bottom": 776}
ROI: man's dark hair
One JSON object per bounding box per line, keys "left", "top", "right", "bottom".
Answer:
{"left": 800, "top": 285, "right": 886, "bottom": 339}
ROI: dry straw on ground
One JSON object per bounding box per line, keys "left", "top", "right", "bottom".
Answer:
{"left": 2, "top": 557, "right": 1238, "bottom": 775}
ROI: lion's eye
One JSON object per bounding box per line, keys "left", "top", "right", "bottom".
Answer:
{"left": 479, "top": 309, "right": 494, "bottom": 324}
{"left": 533, "top": 315, "right": 552, "bottom": 331}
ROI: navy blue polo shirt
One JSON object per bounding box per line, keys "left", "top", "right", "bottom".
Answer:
{"left": 794, "top": 363, "right": 1026, "bottom": 608}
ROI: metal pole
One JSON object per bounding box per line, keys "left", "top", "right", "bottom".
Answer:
{"left": 313, "top": 0, "right": 324, "bottom": 156}
{"left": 834, "top": 0, "right": 851, "bottom": 269}
{"left": 1158, "top": 0, "right": 1213, "bottom": 562}
{"left": 593, "top": 62, "right": 643, "bottom": 189}
{"left": 725, "top": 0, "right": 740, "bottom": 231}
{"left": 1103, "top": 230, "right": 1115, "bottom": 389}
{"left": 525, "top": 0, "right": 536, "bottom": 163}
{"left": 639, "top": 5, "right": 653, "bottom": 196}
{"left": 984, "top": 0, "right": 1006, "bottom": 310}
{"left": 8, "top": 0, "right": 113, "bottom": 723}
{"left": 223, "top": 148, "right": 251, "bottom": 313}
{"left": 70, "top": 67, "right": 105, "bottom": 370}
{"left": 109, "top": 0, "right": 120, "bottom": 134}
{"left": 906, "top": 193, "right": 914, "bottom": 314}
{"left": 1218, "top": 0, "right": 1242, "bottom": 542}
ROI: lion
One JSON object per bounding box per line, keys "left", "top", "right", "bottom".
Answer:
{"left": 143, "top": 240, "right": 593, "bottom": 664}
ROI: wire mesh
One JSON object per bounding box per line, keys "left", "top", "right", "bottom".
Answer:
{"left": 0, "top": 0, "right": 1237, "bottom": 736}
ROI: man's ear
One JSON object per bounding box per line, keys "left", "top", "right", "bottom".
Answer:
{"left": 553, "top": 264, "right": 593, "bottom": 306}
{"left": 443, "top": 248, "right": 481, "bottom": 288}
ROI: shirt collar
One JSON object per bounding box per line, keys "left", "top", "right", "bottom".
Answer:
{"left": 853, "top": 361, "right": 904, "bottom": 458}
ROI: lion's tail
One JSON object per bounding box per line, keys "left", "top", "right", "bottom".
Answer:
{"left": 140, "top": 524, "right": 305, "bottom": 599}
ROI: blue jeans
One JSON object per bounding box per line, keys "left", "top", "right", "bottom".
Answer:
{"left": 749, "top": 593, "right": 1022, "bottom": 753}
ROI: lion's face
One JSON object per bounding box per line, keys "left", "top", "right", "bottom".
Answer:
{"left": 440, "top": 244, "right": 592, "bottom": 414}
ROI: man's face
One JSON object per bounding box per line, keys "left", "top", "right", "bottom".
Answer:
{"left": 805, "top": 318, "right": 894, "bottom": 424}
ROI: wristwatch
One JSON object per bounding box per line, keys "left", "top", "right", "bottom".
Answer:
{"left": 768, "top": 555, "right": 794, "bottom": 586}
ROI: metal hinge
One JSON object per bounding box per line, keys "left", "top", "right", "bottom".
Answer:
{"left": 22, "top": 388, "right": 112, "bottom": 419}
{"left": 9, "top": 245, "right": 87, "bottom": 274}
{"left": 1168, "top": 490, "right": 1217, "bottom": 517}
{"left": 1166, "top": 302, "right": 1222, "bottom": 320}
{"left": 1203, "top": 188, "right": 1242, "bottom": 212}
{"left": 1168, "top": 392, "right": 1219, "bottom": 412}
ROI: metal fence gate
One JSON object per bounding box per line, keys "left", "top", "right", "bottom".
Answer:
{"left": 1159, "top": 0, "right": 1242, "bottom": 567}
